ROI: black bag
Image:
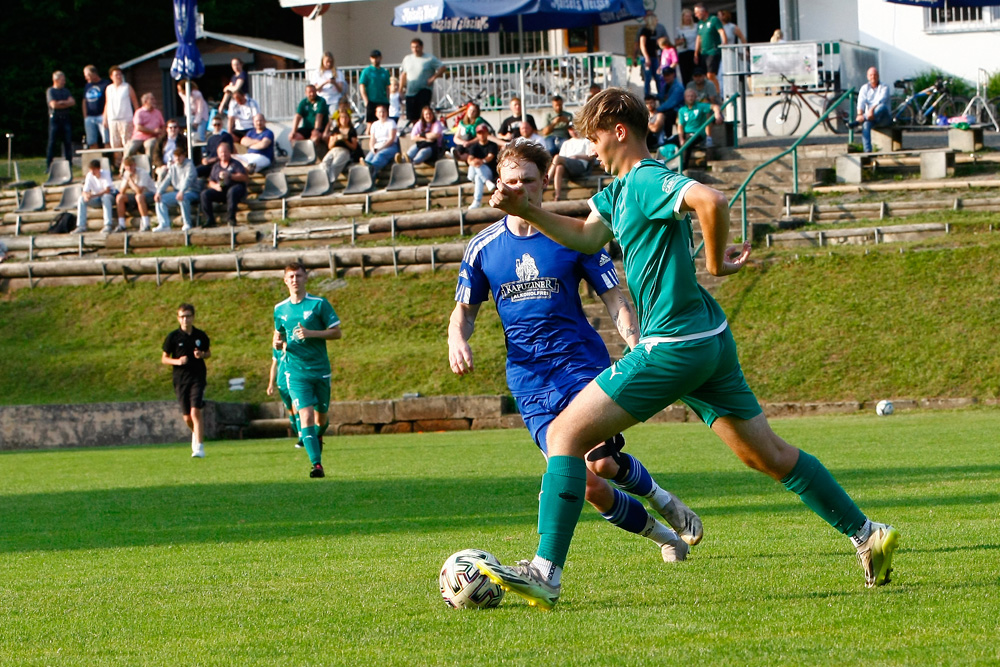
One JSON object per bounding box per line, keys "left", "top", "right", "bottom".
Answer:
{"left": 48, "top": 212, "right": 76, "bottom": 234}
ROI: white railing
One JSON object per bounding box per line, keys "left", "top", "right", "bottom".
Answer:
{"left": 720, "top": 40, "right": 878, "bottom": 94}
{"left": 250, "top": 52, "right": 625, "bottom": 121}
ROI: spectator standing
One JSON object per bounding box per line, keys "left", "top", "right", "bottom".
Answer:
{"left": 227, "top": 90, "right": 261, "bottom": 140}
{"left": 359, "top": 49, "right": 391, "bottom": 128}
{"left": 854, "top": 67, "right": 891, "bottom": 152}
{"left": 197, "top": 115, "right": 234, "bottom": 178}
{"left": 290, "top": 84, "right": 329, "bottom": 152}
{"left": 219, "top": 58, "right": 248, "bottom": 114}
{"left": 322, "top": 112, "right": 363, "bottom": 184}
{"left": 177, "top": 81, "right": 209, "bottom": 141}
{"left": 548, "top": 124, "right": 595, "bottom": 201}
{"left": 693, "top": 3, "right": 727, "bottom": 93}
{"left": 127, "top": 93, "right": 166, "bottom": 159}
{"left": 466, "top": 124, "right": 498, "bottom": 209}
{"left": 161, "top": 303, "right": 211, "bottom": 458}
{"left": 716, "top": 10, "right": 745, "bottom": 98}
{"left": 75, "top": 159, "right": 116, "bottom": 233}
{"left": 104, "top": 66, "right": 139, "bottom": 164}
{"left": 364, "top": 104, "right": 399, "bottom": 178}
{"left": 154, "top": 146, "right": 199, "bottom": 232}
{"left": 497, "top": 97, "right": 536, "bottom": 145}
{"left": 770, "top": 29, "right": 785, "bottom": 43}
{"left": 82, "top": 65, "right": 109, "bottom": 149}
{"left": 541, "top": 95, "right": 573, "bottom": 154}
{"left": 675, "top": 8, "right": 698, "bottom": 85}
{"left": 46, "top": 71, "right": 76, "bottom": 169}
{"left": 115, "top": 155, "right": 155, "bottom": 232}
{"left": 400, "top": 38, "right": 446, "bottom": 124}
{"left": 657, "top": 35, "right": 679, "bottom": 94}
{"left": 235, "top": 113, "right": 275, "bottom": 173}
{"left": 313, "top": 51, "right": 346, "bottom": 112}
{"left": 406, "top": 106, "right": 445, "bottom": 164}
{"left": 635, "top": 12, "right": 668, "bottom": 99}
{"left": 200, "top": 143, "right": 248, "bottom": 227}
{"left": 388, "top": 77, "right": 402, "bottom": 123}
{"left": 451, "top": 102, "right": 487, "bottom": 162}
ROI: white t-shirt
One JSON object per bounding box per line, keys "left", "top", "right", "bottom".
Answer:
{"left": 227, "top": 97, "right": 261, "bottom": 130}
{"left": 313, "top": 68, "right": 346, "bottom": 109}
{"left": 105, "top": 83, "right": 134, "bottom": 121}
{"left": 83, "top": 169, "right": 115, "bottom": 195}
{"left": 558, "top": 137, "right": 593, "bottom": 158}
{"left": 519, "top": 131, "right": 545, "bottom": 147}
{"left": 388, "top": 92, "right": 401, "bottom": 119}
{"left": 370, "top": 119, "right": 397, "bottom": 151}
{"left": 119, "top": 168, "right": 155, "bottom": 193}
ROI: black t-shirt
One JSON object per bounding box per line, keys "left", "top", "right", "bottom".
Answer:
{"left": 205, "top": 131, "right": 235, "bottom": 161}
{"left": 162, "top": 326, "right": 210, "bottom": 384}
{"left": 498, "top": 113, "right": 536, "bottom": 138}
{"left": 209, "top": 158, "right": 248, "bottom": 186}
{"left": 47, "top": 86, "right": 73, "bottom": 118}
{"left": 84, "top": 79, "right": 109, "bottom": 117}
{"left": 639, "top": 27, "right": 661, "bottom": 65}
{"left": 332, "top": 126, "right": 364, "bottom": 161}
{"left": 467, "top": 140, "right": 499, "bottom": 179}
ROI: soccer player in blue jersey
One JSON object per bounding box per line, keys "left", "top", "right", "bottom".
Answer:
{"left": 449, "top": 138, "right": 703, "bottom": 564}
{"left": 477, "top": 89, "right": 899, "bottom": 609}
{"left": 274, "top": 263, "right": 342, "bottom": 478}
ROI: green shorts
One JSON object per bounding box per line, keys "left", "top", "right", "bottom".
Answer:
{"left": 286, "top": 372, "right": 331, "bottom": 414}
{"left": 594, "top": 326, "right": 762, "bottom": 426}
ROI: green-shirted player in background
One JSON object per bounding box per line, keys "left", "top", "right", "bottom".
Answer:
{"left": 273, "top": 262, "right": 342, "bottom": 478}
{"left": 477, "top": 87, "right": 900, "bottom": 610}
{"left": 267, "top": 344, "right": 302, "bottom": 449}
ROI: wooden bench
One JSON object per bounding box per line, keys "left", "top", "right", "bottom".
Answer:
{"left": 835, "top": 148, "right": 955, "bottom": 184}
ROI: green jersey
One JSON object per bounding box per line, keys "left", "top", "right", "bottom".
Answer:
{"left": 589, "top": 159, "right": 726, "bottom": 339}
{"left": 273, "top": 294, "right": 340, "bottom": 377}
{"left": 678, "top": 102, "right": 714, "bottom": 133}
{"left": 359, "top": 65, "right": 391, "bottom": 104}
{"left": 697, "top": 15, "right": 724, "bottom": 56}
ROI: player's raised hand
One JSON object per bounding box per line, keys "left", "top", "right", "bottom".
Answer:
{"left": 177, "top": 355, "right": 189, "bottom": 366}
{"left": 489, "top": 180, "right": 529, "bottom": 217}
{"left": 448, "top": 340, "right": 474, "bottom": 376}
{"left": 719, "top": 239, "right": 752, "bottom": 275}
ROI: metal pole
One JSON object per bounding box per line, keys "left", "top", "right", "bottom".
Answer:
{"left": 519, "top": 15, "right": 526, "bottom": 118}
{"left": 185, "top": 80, "right": 194, "bottom": 158}
{"left": 5, "top": 133, "right": 12, "bottom": 179}
{"left": 792, "top": 148, "right": 799, "bottom": 195}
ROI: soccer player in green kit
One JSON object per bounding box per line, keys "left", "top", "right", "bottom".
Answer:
{"left": 273, "top": 263, "right": 342, "bottom": 478}
{"left": 267, "top": 344, "right": 301, "bottom": 448}
{"left": 477, "top": 88, "right": 899, "bottom": 609}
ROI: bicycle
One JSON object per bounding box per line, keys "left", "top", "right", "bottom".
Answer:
{"left": 762, "top": 73, "right": 849, "bottom": 136}
{"left": 889, "top": 78, "right": 967, "bottom": 126}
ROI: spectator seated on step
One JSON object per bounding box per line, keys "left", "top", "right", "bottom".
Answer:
{"left": 227, "top": 89, "right": 261, "bottom": 141}
{"left": 646, "top": 95, "right": 670, "bottom": 153}
{"left": 290, "top": 84, "right": 329, "bottom": 155}
{"left": 197, "top": 115, "right": 235, "bottom": 178}
{"left": 855, "top": 66, "right": 891, "bottom": 153}
{"left": 674, "top": 86, "right": 722, "bottom": 162}
{"left": 496, "top": 97, "right": 536, "bottom": 147}
{"left": 685, "top": 67, "right": 719, "bottom": 105}
{"left": 451, "top": 102, "right": 488, "bottom": 163}
{"left": 406, "top": 105, "right": 446, "bottom": 165}
{"left": 322, "top": 111, "right": 364, "bottom": 184}
{"left": 541, "top": 94, "right": 573, "bottom": 154}
{"left": 126, "top": 92, "right": 166, "bottom": 160}
{"left": 154, "top": 146, "right": 199, "bottom": 232}
{"left": 114, "top": 155, "right": 156, "bottom": 232}
{"left": 548, "top": 124, "right": 595, "bottom": 201}
{"left": 655, "top": 66, "right": 685, "bottom": 133}
{"left": 200, "top": 142, "right": 248, "bottom": 228}
{"left": 153, "top": 120, "right": 184, "bottom": 178}
{"left": 75, "top": 159, "right": 116, "bottom": 233}
{"left": 363, "top": 103, "right": 398, "bottom": 178}
{"left": 234, "top": 113, "right": 274, "bottom": 174}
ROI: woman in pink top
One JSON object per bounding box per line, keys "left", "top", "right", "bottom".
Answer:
{"left": 128, "top": 92, "right": 166, "bottom": 160}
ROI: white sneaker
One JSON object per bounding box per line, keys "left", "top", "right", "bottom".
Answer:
{"left": 477, "top": 559, "right": 560, "bottom": 610}
{"left": 191, "top": 443, "right": 205, "bottom": 458}
{"left": 469, "top": 200, "right": 482, "bottom": 209}
{"left": 116, "top": 223, "right": 127, "bottom": 232}
{"left": 654, "top": 496, "right": 704, "bottom": 546}
{"left": 856, "top": 522, "right": 900, "bottom": 587}
{"left": 181, "top": 224, "right": 193, "bottom": 232}
{"left": 101, "top": 225, "right": 113, "bottom": 234}
{"left": 660, "top": 535, "right": 690, "bottom": 562}
{"left": 139, "top": 222, "right": 150, "bottom": 232}
{"left": 153, "top": 224, "right": 171, "bottom": 232}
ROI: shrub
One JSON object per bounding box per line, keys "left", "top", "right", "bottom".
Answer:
{"left": 911, "top": 68, "right": 974, "bottom": 99}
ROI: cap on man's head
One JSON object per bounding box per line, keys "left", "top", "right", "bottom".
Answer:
{"left": 693, "top": 67, "right": 707, "bottom": 76}
{"left": 370, "top": 49, "right": 382, "bottom": 58}
{"left": 475, "top": 124, "right": 490, "bottom": 134}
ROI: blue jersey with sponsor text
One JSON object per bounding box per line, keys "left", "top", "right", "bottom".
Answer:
{"left": 455, "top": 218, "right": 621, "bottom": 397}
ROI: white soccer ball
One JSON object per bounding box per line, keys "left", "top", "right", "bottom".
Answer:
{"left": 439, "top": 549, "right": 505, "bottom": 609}
{"left": 875, "top": 400, "right": 894, "bottom": 416}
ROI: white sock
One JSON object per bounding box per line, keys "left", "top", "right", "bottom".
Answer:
{"left": 530, "top": 555, "right": 561, "bottom": 586}
{"left": 640, "top": 514, "right": 680, "bottom": 547}
{"left": 141, "top": 215, "right": 150, "bottom": 225}
{"left": 645, "top": 484, "right": 674, "bottom": 513}
{"left": 118, "top": 217, "right": 125, "bottom": 227}
{"left": 851, "top": 519, "right": 873, "bottom": 548}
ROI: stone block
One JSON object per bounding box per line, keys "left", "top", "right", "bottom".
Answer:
{"left": 871, "top": 127, "right": 903, "bottom": 151}
{"left": 213, "top": 401, "right": 253, "bottom": 425}
{"left": 919, "top": 397, "right": 977, "bottom": 410}
{"left": 393, "top": 396, "right": 451, "bottom": 421}
{"left": 256, "top": 402, "right": 287, "bottom": 419}
{"left": 448, "top": 395, "right": 507, "bottom": 419}
{"left": 646, "top": 404, "right": 688, "bottom": 423}
{"left": 413, "top": 418, "right": 471, "bottom": 432}
{"left": 338, "top": 423, "right": 377, "bottom": 436}
{"left": 472, "top": 414, "right": 525, "bottom": 431}
{"left": 948, "top": 126, "right": 984, "bottom": 152}
{"left": 919, "top": 150, "right": 955, "bottom": 180}
{"left": 328, "top": 400, "right": 394, "bottom": 425}
{"left": 379, "top": 422, "right": 413, "bottom": 434}
{"left": 835, "top": 154, "right": 863, "bottom": 184}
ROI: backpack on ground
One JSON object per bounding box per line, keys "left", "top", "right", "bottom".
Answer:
{"left": 48, "top": 211, "right": 76, "bottom": 234}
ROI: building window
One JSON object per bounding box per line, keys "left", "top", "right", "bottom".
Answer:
{"left": 499, "top": 30, "right": 549, "bottom": 55}
{"left": 439, "top": 32, "right": 490, "bottom": 58}
{"left": 925, "top": 5, "right": 1000, "bottom": 33}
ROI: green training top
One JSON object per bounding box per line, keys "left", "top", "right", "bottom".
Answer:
{"left": 273, "top": 294, "right": 340, "bottom": 377}
{"left": 697, "top": 15, "right": 724, "bottom": 56}
{"left": 589, "top": 159, "right": 727, "bottom": 340}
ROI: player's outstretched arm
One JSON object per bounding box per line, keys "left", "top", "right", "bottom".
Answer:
{"left": 448, "top": 302, "right": 480, "bottom": 376}
{"left": 490, "top": 182, "right": 612, "bottom": 254}
{"left": 681, "top": 183, "right": 751, "bottom": 276}
{"left": 599, "top": 287, "right": 640, "bottom": 349}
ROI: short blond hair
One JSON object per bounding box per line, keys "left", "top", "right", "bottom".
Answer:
{"left": 574, "top": 87, "right": 648, "bottom": 140}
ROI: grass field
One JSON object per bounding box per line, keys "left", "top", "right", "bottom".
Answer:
{"left": 2, "top": 410, "right": 999, "bottom": 666}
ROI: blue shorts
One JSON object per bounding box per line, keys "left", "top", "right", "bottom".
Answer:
{"left": 516, "top": 376, "right": 593, "bottom": 456}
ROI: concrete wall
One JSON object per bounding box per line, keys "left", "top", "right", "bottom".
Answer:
{"left": 797, "top": 0, "right": 859, "bottom": 45}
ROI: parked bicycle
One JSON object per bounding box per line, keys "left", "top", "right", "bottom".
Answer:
{"left": 762, "top": 73, "right": 849, "bottom": 136}
{"left": 889, "top": 77, "right": 968, "bottom": 126}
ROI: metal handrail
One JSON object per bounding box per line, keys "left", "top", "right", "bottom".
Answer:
{"left": 692, "top": 86, "right": 855, "bottom": 258}
{"left": 675, "top": 93, "right": 741, "bottom": 172}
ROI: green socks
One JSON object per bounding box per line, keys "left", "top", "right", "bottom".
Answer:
{"left": 288, "top": 412, "right": 300, "bottom": 437}
{"left": 782, "top": 450, "right": 866, "bottom": 536}
{"left": 536, "top": 456, "right": 587, "bottom": 568}
{"left": 301, "top": 425, "right": 321, "bottom": 466}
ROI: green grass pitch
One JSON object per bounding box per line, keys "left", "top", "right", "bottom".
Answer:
{"left": 2, "top": 411, "right": 999, "bottom": 666}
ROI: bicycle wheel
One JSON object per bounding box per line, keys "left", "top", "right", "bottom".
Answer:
{"left": 937, "top": 96, "right": 968, "bottom": 121}
{"left": 763, "top": 97, "right": 801, "bottom": 136}
{"left": 822, "top": 94, "right": 850, "bottom": 134}
{"left": 890, "top": 97, "right": 914, "bottom": 127}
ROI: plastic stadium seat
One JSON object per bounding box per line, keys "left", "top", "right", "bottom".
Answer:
{"left": 55, "top": 183, "right": 82, "bottom": 211}
{"left": 428, "top": 159, "right": 460, "bottom": 187}
{"left": 385, "top": 163, "right": 416, "bottom": 191}
{"left": 299, "top": 168, "right": 330, "bottom": 198}
{"left": 342, "top": 164, "right": 373, "bottom": 195}
{"left": 100, "top": 157, "right": 112, "bottom": 174}
{"left": 43, "top": 158, "right": 72, "bottom": 187}
{"left": 258, "top": 171, "right": 289, "bottom": 201}
{"left": 15, "top": 187, "right": 46, "bottom": 213}
{"left": 287, "top": 140, "right": 317, "bottom": 167}
{"left": 132, "top": 154, "right": 151, "bottom": 174}
{"left": 7, "top": 162, "right": 36, "bottom": 190}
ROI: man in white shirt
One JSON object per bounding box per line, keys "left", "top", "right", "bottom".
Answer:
{"left": 227, "top": 90, "right": 261, "bottom": 140}
{"left": 114, "top": 155, "right": 156, "bottom": 232}
{"left": 75, "top": 159, "right": 116, "bottom": 233}
{"left": 854, "top": 67, "right": 891, "bottom": 152}
{"left": 154, "top": 146, "right": 200, "bottom": 232}
{"left": 547, "top": 125, "right": 596, "bottom": 201}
